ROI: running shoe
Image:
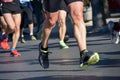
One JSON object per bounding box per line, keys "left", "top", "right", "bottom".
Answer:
{"left": 111, "top": 31, "right": 119, "bottom": 44}
{"left": 59, "top": 41, "right": 69, "bottom": 49}
{"left": 20, "top": 37, "right": 26, "bottom": 43}
{"left": 108, "top": 21, "right": 114, "bottom": 34}
{"left": 108, "top": 21, "right": 120, "bottom": 44}
{"left": 10, "top": 50, "right": 21, "bottom": 57}
{"left": 0, "top": 35, "right": 10, "bottom": 50}
{"left": 119, "top": 31, "right": 120, "bottom": 35}
{"left": 114, "top": 33, "right": 119, "bottom": 44}
{"left": 38, "top": 43, "right": 51, "bottom": 69}
{"left": 64, "top": 35, "right": 69, "bottom": 42}
{"left": 30, "top": 35, "right": 37, "bottom": 40}
{"left": 80, "top": 50, "right": 100, "bottom": 69}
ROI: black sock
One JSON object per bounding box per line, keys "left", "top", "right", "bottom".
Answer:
{"left": 41, "top": 46, "right": 48, "bottom": 51}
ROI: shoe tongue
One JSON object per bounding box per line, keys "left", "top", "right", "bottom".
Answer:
{"left": 80, "top": 49, "right": 88, "bottom": 56}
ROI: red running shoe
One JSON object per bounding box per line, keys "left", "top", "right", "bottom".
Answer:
{"left": 0, "top": 39, "right": 10, "bottom": 50}
{"left": 10, "top": 50, "right": 21, "bottom": 57}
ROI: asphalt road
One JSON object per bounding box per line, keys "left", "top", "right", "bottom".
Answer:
{"left": 0, "top": 31, "right": 120, "bottom": 80}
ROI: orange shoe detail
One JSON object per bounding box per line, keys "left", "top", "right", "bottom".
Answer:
{"left": 0, "top": 39, "right": 10, "bottom": 50}
{"left": 10, "top": 50, "right": 21, "bottom": 57}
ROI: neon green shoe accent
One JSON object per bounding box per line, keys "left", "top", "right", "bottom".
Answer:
{"left": 59, "top": 41, "right": 69, "bottom": 49}
{"left": 21, "top": 38, "right": 26, "bottom": 43}
{"left": 40, "top": 50, "right": 48, "bottom": 53}
{"left": 80, "top": 52, "right": 100, "bottom": 69}
{"left": 31, "top": 35, "right": 37, "bottom": 40}
{"left": 88, "top": 52, "right": 100, "bottom": 64}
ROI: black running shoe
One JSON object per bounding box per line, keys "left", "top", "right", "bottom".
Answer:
{"left": 38, "top": 43, "right": 51, "bottom": 69}
{"left": 64, "top": 35, "right": 69, "bottom": 42}
{"left": 80, "top": 50, "right": 100, "bottom": 69}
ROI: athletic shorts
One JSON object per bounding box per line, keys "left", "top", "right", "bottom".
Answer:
{"left": 0, "top": 10, "right": 2, "bottom": 16}
{"left": 60, "top": 0, "right": 68, "bottom": 12}
{"left": 1, "top": 0, "right": 21, "bottom": 14}
{"left": 0, "top": 7, "right": 2, "bottom": 16}
{"left": 0, "top": 3, "right": 2, "bottom": 16}
{"left": 43, "top": 0, "right": 83, "bottom": 12}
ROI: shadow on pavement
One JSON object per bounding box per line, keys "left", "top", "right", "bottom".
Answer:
{"left": 19, "top": 75, "right": 120, "bottom": 80}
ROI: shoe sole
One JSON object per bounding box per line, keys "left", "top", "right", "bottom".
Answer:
{"left": 10, "top": 53, "right": 21, "bottom": 57}
{"left": 80, "top": 52, "right": 100, "bottom": 69}
{"left": 60, "top": 44, "right": 69, "bottom": 49}
{"left": 61, "top": 46, "right": 69, "bottom": 49}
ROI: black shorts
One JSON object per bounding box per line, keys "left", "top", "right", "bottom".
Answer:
{"left": 0, "top": 3, "right": 2, "bottom": 16}
{"left": 0, "top": 8, "right": 2, "bottom": 16}
{"left": 0, "top": 10, "right": 2, "bottom": 16}
{"left": 21, "top": 7, "right": 33, "bottom": 24}
{"left": 43, "top": 0, "right": 83, "bottom": 12}
{"left": 60, "top": 0, "right": 68, "bottom": 12}
{"left": 1, "top": 0, "right": 21, "bottom": 14}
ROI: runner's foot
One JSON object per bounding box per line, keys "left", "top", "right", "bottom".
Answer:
{"left": 0, "top": 35, "right": 10, "bottom": 50}
{"left": 30, "top": 35, "right": 37, "bottom": 40}
{"left": 20, "top": 37, "right": 26, "bottom": 43}
{"left": 10, "top": 50, "right": 21, "bottom": 57}
{"left": 80, "top": 50, "right": 100, "bottom": 69}
{"left": 38, "top": 43, "right": 51, "bottom": 69}
{"left": 59, "top": 41, "right": 69, "bottom": 49}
